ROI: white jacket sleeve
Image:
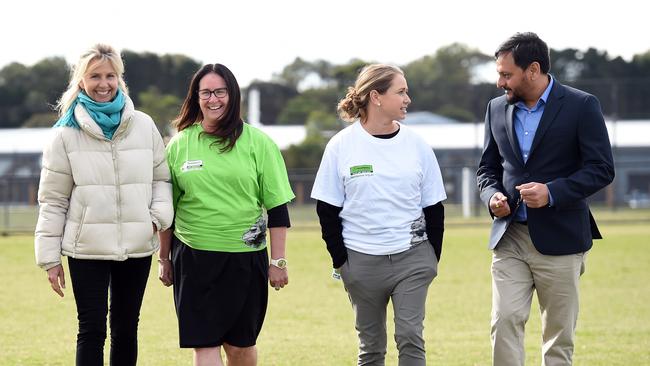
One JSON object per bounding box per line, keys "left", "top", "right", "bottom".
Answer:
{"left": 149, "top": 123, "right": 173, "bottom": 231}
{"left": 34, "top": 131, "right": 73, "bottom": 270}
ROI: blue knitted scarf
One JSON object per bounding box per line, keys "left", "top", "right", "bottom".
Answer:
{"left": 53, "top": 89, "right": 125, "bottom": 140}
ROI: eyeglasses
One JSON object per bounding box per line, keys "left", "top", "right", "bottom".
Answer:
{"left": 198, "top": 88, "right": 228, "bottom": 100}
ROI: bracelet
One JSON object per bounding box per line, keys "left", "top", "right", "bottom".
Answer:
{"left": 157, "top": 258, "right": 170, "bottom": 264}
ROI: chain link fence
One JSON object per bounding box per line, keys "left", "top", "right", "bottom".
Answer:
{"left": 4, "top": 158, "right": 648, "bottom": 235}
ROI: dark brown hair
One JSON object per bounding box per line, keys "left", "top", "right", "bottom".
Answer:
{"left": 173, "top": 63, "right": 243, "bottom": 152}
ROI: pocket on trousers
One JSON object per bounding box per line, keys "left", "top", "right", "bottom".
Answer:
{"left": 577, "top": 251, "right": 587, "bottom": 276}
{"left": 339, "top": 249, "right": 356, "bottom": 287}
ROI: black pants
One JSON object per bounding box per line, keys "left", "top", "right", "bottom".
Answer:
{"left": 67, "top": 256, "right": 151, "bottom": 366}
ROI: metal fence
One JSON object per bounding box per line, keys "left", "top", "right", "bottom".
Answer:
{"left": 4, "top": 160, "right": 649, "bottom": 234}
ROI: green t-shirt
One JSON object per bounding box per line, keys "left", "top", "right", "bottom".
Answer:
{"left": 166, "top": 123, "right": 295, "bottom": 252}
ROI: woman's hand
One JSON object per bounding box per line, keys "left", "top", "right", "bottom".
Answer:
{"left": 269, "top": 266, "right": 288, "bottom": 291}
{"left": 158, "top": 259, "right": 173, "bottom": 287}
{"left": 47, "top": 264, "right": 66, "bottom": 297}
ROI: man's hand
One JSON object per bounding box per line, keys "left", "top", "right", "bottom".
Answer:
{"left": 516, "top": 182, "right": 549, "bottom": 208}
{"left": 490, "top": 192, "right": 511, "bottom": 218}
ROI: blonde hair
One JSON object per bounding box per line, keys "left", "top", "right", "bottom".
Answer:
{"left": 56, "top": 44, "right": 129, "bottom": 117}
{"left": 336, "top": 64, "right": 404, "bottom": 123}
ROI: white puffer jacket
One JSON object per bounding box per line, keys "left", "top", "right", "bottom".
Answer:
{"left": 35, "top": 96, "right": 173, "bottom": 270}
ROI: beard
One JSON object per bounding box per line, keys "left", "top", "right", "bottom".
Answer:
{"left": 504, "top": 88, "right": 523, "bottom": 105}
{"left": 504, "top": 77, "right": 533, "bottom": 105}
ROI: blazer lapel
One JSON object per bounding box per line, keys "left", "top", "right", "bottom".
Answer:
{"left": 504, "top": 103, "right": 524, "bottom": 166}
{"left": 528, "top": 82, "right": 565, "bottom": 160}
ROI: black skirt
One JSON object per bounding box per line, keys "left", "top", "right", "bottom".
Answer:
{"left": 171, "top": 234, "right": 269, "bottom": 348}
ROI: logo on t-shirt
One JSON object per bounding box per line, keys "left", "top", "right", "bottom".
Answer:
{"left": 181, "top": 160, "right": 203, "bottom": 172}
{"left": 350, "top": 164, "right": 373, "bottom": 178}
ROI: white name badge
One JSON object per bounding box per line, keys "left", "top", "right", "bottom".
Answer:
{"left": 181, "top": 160, "right": 203, "bottom": 172}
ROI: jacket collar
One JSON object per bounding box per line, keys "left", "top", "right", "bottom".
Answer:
{"left": 74, "top": 94, "right": 135, "bottom": 141}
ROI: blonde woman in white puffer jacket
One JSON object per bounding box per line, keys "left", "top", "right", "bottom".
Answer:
{"left": 34, "top": 44, "right": 173, "bottom": 366}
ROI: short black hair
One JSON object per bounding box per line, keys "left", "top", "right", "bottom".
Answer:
{"left": 495, "top": 32, "right": 550, "bottom": 74}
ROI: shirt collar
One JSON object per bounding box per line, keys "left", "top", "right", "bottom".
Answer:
{"left": 516, "top": 75, "right": 554, "bottom": 111}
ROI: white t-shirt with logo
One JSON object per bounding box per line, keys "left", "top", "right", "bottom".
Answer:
{"left": 311, "top": 122, "right": 446, "bottom": 255}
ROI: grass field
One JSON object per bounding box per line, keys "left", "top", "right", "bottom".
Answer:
{"left": 1, "top": 211, "right": 649, "bottom": 365}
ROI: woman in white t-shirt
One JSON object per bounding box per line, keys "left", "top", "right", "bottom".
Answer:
{"left": 311, "top": 64, "right": 446, "bottom": 365}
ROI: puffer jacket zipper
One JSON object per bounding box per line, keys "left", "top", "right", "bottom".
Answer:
{"left": 110, "top": 139, "right": 124, "bottom": 259}
{"left": 110, "top": 117, "right": 132, "bottom": 260}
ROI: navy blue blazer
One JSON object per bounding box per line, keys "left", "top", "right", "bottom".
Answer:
{"left": 477, "top": 80, "right": 615, "bottom": 255}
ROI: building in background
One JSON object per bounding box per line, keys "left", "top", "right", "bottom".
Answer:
{"left": 1, "top": 121, "right": 649, "bottom": 209}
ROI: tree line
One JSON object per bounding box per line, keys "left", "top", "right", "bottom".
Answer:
{"left": 2, "top": 44, "right": 649, "bottom": 131}
{"left": 1, "top": 44, "right": 649, "bottom": 169}
{"left": 0, "top": 51, "right": 201, "bottom": 134}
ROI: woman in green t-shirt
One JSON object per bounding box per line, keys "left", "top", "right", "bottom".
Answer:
{"left": 158, "top": 63, "right": 295, "bottom": 366}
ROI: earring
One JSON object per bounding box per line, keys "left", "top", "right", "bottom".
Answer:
{"left": 377, "top": 103, "right": 381, "bottom": 107}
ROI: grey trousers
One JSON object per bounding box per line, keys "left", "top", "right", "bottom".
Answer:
{"left": 340, "top": 241, "right": 438, "bottom": 366}
{"left": 491, "top": 223, "right": 586, "bottom": 366}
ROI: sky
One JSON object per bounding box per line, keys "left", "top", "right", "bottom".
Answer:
{"left": 2, "top": 0, "right": 647, "bottom": 87}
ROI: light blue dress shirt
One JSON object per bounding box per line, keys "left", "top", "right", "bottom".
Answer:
{"left": 513, "top": 76, "right": 554, "bottom": 222}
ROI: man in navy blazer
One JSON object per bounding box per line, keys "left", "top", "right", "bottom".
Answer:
{"left": 477, "top": 32, "right": 614, "bottom": 366}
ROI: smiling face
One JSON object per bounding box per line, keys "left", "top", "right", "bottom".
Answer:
{"left": 198, "top": 72, "right": 229, "bottom": 126}
{"left": 79, "top": 59, "right": 119, "bottom": 103}
{"left": 377, "top": 74, "right": 411, "bottom": 121}
{"left": 496, "top": 52, "right": 532, "bottom": 105}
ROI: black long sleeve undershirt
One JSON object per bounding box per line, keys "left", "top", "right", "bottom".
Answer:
{"left": 316, "top": 200, "right": 445, "bottom": 267}
{"left": 267, "top": 203, "right": 291, "bottom": 228}
{"left": 423, "top": 202, "right": 445, "bottom": 261}
{"left": 316, "top": 200, "right": 347, "bottom": 268}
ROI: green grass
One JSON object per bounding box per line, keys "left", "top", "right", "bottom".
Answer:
{"left": 1, "top": 221, "right": 649, "bottom": 365}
